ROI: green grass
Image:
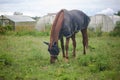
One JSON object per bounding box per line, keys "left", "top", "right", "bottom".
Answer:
{"left": 0, "top": 33, "right": 120, "bottom": 80}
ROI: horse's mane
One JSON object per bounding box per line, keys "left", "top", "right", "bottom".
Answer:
{"left": 50, "top": 9, "right": 64, "bottom": 48}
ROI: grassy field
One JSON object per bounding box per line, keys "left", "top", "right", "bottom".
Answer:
{"left": 0, "top": 32, "right": 120, "bottom": 80}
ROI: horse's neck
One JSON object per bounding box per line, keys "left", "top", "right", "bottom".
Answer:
{"left": 50, "top": 10, "right": 64, "bottom": 48}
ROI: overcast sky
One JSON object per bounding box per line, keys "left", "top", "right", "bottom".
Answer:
{"left": 0, "top": 0, "right": 120, "bottom": 17}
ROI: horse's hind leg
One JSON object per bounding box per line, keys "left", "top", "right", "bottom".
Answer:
{"left": 81, "top": 28, "right": 88, "bottom": 54}
{"left": 71, "top": 33, "right": 76, "bottom": 57}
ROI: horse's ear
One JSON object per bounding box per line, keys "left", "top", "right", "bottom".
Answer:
{"left": 44, "top": 42, "right": 49, "bottom": 45}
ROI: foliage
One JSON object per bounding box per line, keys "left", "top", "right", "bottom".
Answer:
{"left": 109, "top": 21, "right": 120, "bottom": 37}
{"left": 114, "top": 11, "right": 120, "bottom": 16}
{"left": 5, "top": 25, "right": 13, "bottom": 31}
{"left": 0, "top": 25, "right": 13, "bottom": 34}
{"left": 0, "top": 26, "right": 6, "bottom": 34}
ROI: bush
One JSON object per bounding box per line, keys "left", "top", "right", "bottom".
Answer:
{"left": 0, "top": 26, "right": 6, "bottom": 34}
{"left": 0, "top": 25, "right": 13, "bottom": 34}
{"left": 109, "top": 21, "right": 120, "bottom": 37}
{"left": 5, "top": 25, "right": 13, "bottom": 31}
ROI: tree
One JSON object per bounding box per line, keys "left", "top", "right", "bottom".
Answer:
{"left": 115, "top": 11, "right": 120, "bottom": 16}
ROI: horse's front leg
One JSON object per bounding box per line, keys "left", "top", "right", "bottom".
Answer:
{"left": 71, "top": 33, "right": 76, "bottom": 57}
{"left": 60, "top": 37, "right": 65, "bottom": 58}
{"left": 65, "top": 37, "right": 70, "bottom": 59}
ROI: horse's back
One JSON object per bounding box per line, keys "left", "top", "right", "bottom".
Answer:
{"left": 69, "top": 10, "right": 90, "bottom": 28}
{"left": 59, "top": 9, "right": 90, "bottom": 38}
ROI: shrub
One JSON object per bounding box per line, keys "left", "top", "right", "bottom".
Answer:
{"left": 109, "top": 21, "right": 120, "bottom": 37}
{"left": 0, "top": 26, "right": 6, "bottom": 34}
{"left": 5, "top": 25, "right": 13, "bottom": 31}
{"left": 0, "top": 25, "right": 13, "bottom": 34}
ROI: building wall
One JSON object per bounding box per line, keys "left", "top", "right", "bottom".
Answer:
{"left": 0, "top": 15, "right": 36, "bottom": 31}
{"left": 15, "top": 21, "right": 36, "bottom": 31}
{"left": 35, "top": 13, "right": 56, "bottom": 31}
{"left": 89, "top": 14, "right": 114, "bottom": 32}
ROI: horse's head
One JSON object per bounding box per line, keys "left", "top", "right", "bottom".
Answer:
{"left": 44, "top": 42, "right": 59, "bottom": 63}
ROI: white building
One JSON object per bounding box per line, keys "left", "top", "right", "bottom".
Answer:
{"left": 36, "top": 13, "right": 120, "bottom": 32}
{"left": 89, "top": 14, "right": 116, "bottom": 32}
{"left": 35, "top": 13, "right": 56, "bottom": 31}
{"left": 0, "top": 15, "right": 36, "bottom": 31}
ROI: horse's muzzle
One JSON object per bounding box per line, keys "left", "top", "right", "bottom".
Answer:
{"left": 50, "top": 56, "right": 58, "bottom": 63}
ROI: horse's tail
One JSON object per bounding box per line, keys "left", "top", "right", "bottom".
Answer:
{"left": 82, "top": 28, "right": 88, "bottom": 48}
{"left": 81, "top": 28, "right": 88, "bottom": 54}
{"left": 85, "top": 29, "right": 88, "bottom": 48}
{"left": 85, "top": 16, "right": 90, "bottom": 48}
{"left": 84, "top": 15, "right": 91, "bottom": 28}
{"left": 81, "top": 15, "right": 90, "bottom": 54}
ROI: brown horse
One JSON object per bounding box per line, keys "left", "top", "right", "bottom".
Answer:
{"left": 44, "top": 9, "right": 90, "bottom": 63}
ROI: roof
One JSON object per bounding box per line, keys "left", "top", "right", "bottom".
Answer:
{"left": 4, "top": 15, "right": 35, "bottom": 22}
